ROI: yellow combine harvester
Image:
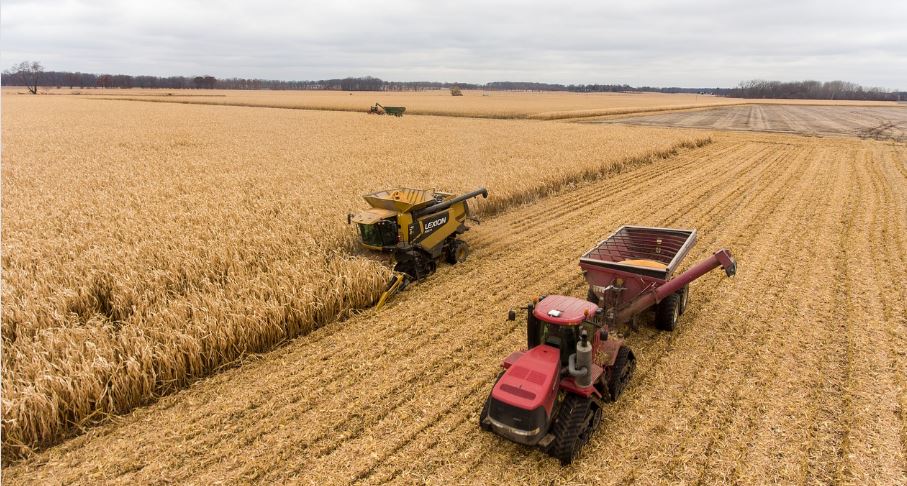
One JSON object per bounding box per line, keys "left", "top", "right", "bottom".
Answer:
{"left": 348, "top": 187, "right": 488, "bottom": 308}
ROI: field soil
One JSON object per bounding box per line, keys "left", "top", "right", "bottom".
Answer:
{"left": 5, "top": 132, "right": 905, "bottom": 484}
{"left": 600, "top": 104, "right": 907, "bottom": 140}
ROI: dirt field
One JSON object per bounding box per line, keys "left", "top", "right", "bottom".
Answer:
{"left": 5, "top": 132, "right": 905, "bottom": 484}
{"left": 600, "top": 104, "right": 907, "bottom": 140}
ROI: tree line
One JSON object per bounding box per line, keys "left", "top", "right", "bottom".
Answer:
{"left": 2, "top": 62, "right": 902, "bottom": 101}
{"left": 721, "top": 79, "right": 901, "bottom": 101}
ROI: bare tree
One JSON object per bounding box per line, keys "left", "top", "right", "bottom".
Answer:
{"left": 10, "top": 61, "right": 44, "bottom": 94}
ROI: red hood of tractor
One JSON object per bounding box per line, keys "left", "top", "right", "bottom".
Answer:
{"left": 492, "top": 345, "right": 560, "bottom": 411}
{"left": 533, "top": 295, "right": 598, "bottom": 325}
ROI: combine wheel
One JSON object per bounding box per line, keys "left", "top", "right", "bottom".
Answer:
{"left": 551, "top": 395, "right": 595, "bottom": 465}
{"left": 394, "top": 260, "right": 418, "bottom": 280}
{"left": 678, "top": 284, "right": 690, "bottom": 315}
{"left": 395, "top": 250, "right": 435, "bottom": 280}
{"left": 607, "top": 346, "right": 635, "bottom": 401}
{"left": 655, "top": 293, "right": 681, "bottom": 331}
{"left": 445, "top": 240, "right": 469, "bottom": 264}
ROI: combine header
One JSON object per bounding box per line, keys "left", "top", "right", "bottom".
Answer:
{"left": 348, "top": 187, "right": 488, "bottom": 308}
{"left": 480, "top": 226, "right": 736, "bottom": 464}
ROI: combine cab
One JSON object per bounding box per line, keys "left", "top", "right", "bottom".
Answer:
{"left": 480, "top": 226, "right": 737, "bottom": 464}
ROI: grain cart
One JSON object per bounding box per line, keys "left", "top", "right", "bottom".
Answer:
{"left": 367, "top": 103, "right": 406, "bottom": 117}
{"left": 348, "top": 188, "right": 488, "bottom": 308}
{"left": 480, "top": 226, "right": 736, "bottom": 464}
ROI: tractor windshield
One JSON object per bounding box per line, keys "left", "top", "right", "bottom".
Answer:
{"left": 537, "top": 323, "right": 578, "bottom": 365}
{"left": 358, "top": 219, "right": 398, "bottom": 247}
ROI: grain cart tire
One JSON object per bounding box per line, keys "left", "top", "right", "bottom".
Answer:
{"left": 608, "top": 346, "right": 636, "bottom": 401}
{"left": 655, "top": 293, "right": 681, "bottom": 331}
{"left": 678, "top": 284, "right": 690, "bottom": 315}
{"left": 552, "top": 395, "right": 594, "bottom": 465}
{"left": 586, "top": 287, "right": 599, "bottom": 305}
{"left": 446, "top": 240, "right": 469, "bottom": 264}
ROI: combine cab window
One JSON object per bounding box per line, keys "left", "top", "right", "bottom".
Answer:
{"left": 358, "top": 220, "right": 398, "bottom": 247}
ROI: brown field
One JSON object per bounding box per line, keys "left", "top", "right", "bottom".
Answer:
{"left": 0, "top": 95, "right": 710, "bottom": 458}
{"left": 599, "top": 104, "right": 907, "bottom": 140}
{"left": 2, "top": 92, "right": 906, "bottom": 484}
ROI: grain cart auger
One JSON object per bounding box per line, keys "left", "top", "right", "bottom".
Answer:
{"left": 479, "top": 226, "right": 737, "bottom": 465}
{"left": 348, "top": 187, "right": 488, "bottom": 309}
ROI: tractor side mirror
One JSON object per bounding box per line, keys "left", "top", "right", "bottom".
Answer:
{"left": 507, "top": 309, "right": 516, "bottom": 321}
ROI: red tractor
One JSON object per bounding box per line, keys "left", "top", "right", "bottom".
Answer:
{"left": 480, "top": 226, "right": 737, "bottom": 464}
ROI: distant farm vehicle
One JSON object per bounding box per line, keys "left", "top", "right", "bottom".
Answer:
{"left": 348, "top": 187, "right": 488, "bottom": 308}
{"left": 480, "top": 226, "right": 737, "bottom": 464}
{"left": 367, "top": 103, "right": 406, "bottom": 117}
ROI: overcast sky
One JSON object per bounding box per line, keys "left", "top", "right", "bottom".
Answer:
{"left": 2, "top": 0, "right": 905, "bottom": 89}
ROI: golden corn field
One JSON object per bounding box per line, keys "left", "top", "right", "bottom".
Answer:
{"left": 0, "top": 94, "right": 711, "bottom": 459}
{"left": 2, "top": 92, "right": 906, "bottom": 484}
{"left": 24, "top": 88, "right": 902, "bottom": 120}
{"left": 36, "top": 88, "right": 742, "bottom": 119}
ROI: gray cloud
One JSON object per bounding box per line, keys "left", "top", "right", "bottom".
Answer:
{"left": 2, "top": 0, "right": 905, "bottom": 89}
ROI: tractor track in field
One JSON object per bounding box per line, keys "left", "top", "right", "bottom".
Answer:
{"left": 4, "top": 133, "right": 906, "bottom": 485}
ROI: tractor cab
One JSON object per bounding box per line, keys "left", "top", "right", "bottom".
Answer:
{"left": 524, "top": 295, "right": 602, "bottom": 365}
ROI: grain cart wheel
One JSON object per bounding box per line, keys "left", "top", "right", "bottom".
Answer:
{"left": 551, "top": 395, "right": 595, "bottom": 465}
{"left": 608, "top": 346, "right": 636, "bottom": 401}
{"left": 678, "top": 284, "right": 690, "bottom": 315}
{"left": 446, "top": 240, "right": 469, "bottom": 264}
{"left": 655, "top": 293, "right": 681, "bottom": 331}
{"left": 586, "top": 287, "right": 599, "bottom": 305}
